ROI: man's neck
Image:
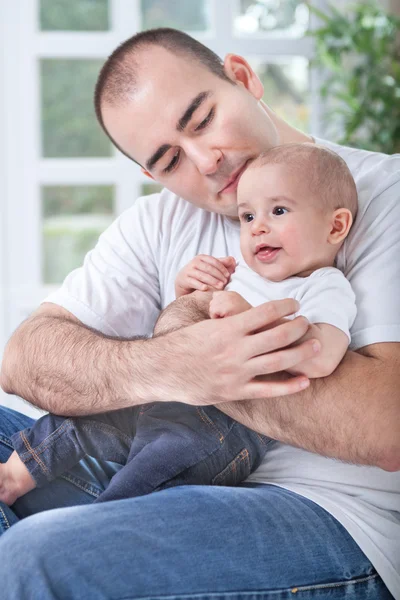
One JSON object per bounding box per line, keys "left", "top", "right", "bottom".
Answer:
{"left": 260, "top": 101, "right": 314, "bottom": 145}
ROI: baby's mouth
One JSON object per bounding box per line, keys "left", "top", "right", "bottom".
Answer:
{"left": 255, "top": 245, "right": 281, "bottom": 262}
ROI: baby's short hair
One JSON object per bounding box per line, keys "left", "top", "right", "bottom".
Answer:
{"left": 248, "top": 143, "right": 358, "bottom": 220}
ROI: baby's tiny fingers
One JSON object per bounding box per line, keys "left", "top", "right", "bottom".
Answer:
{"left": 193, "top": 269, "right": 226, "bottom": 289}
{"left": 199, "top": 256, "right": 231, "bottom": 279}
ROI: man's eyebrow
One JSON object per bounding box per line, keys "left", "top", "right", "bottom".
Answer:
{"left": 177, "top": 91, "right": 212, "bottom": 132}
{"left": 146, "top": 144, "right": 171, "bottom": 172}
{"left": 145, "top": 91, "right": 213, "bottom": 172}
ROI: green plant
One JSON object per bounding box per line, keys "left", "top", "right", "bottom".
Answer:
{"left": 309, "top": 1, "right": 400, "bottom": 153}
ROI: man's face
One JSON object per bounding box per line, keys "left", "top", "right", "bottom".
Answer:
{"left": 102, "top": 47, "right": 279, "bottom": 217}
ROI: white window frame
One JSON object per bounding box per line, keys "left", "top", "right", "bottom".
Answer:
{"left": 0, "top": 0, "right": 329, "bottom": 413}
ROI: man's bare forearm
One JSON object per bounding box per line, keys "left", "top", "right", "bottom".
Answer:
{"left": 0, "top": 315, "right": 154, "bottom": 415}
{"left": 0, "top": 293, "right": 220, "bottom": 416}
{"left": 155, "top": 294, "right": 399, "bottom": 470}
{"left": 217, "top": 348, "right": 398, "bottom": 470}
{"left": 2, "top": 312, "right": 206, "bottom": 416}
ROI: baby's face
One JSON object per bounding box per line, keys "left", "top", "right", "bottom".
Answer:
{"left": 237, "top": 163, "right": 334, "bottom": 281}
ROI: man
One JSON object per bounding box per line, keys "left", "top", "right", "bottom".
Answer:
{"left": 0, "top": 28, "right": 399, "bottom": 599}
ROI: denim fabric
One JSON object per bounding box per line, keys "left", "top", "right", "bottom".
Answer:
{"left": 0, "top": 406, "right": 121, "bottom": 536}
{"left": 0, "top": 482, "right": 394, "bottom": 599}
{"left": 0, "top": 405, "right": 394, "bottom": 599}
{"left": 11, "top": 403, "right": 271, "bottom": 503}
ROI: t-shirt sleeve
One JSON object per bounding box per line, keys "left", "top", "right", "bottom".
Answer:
{"left": 43, "top": 195, "right": 161, "bottom": 337}
{"left": 295, "top": 268, "right": 357, "bottom": 343}
{"left": 342, "top": 167, "right": 400, "bottom": 350}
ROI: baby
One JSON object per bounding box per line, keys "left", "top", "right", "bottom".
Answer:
{"left": 0, "top": 143, "right": 358, "bottom": 506}
{"left": 209, "top": 142, "right": 357, "bottom": 379}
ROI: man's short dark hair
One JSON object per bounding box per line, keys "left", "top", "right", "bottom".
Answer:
{"left": 94, "top": 28, "right": 233, "bottom": 160}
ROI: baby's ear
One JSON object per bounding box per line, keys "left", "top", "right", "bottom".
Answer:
{"left": 328, "top": 208, "right": 353, "bottom": 245}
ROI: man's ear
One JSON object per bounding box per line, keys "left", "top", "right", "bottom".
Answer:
{"left": 141, "top": 168, "right": 155, "bottom": 180}
{"left": 327, "top": 208, "right": 353, "bottom": 246}
{"left": 223, "top": 54, "right": 264, "bottom": 100}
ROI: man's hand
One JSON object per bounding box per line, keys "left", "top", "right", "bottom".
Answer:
{"left": 209, "top": 291, "right": 252, "bottom": 319}
{"left": 151, "top": 294, "right": 320, "bottom": 405}
{"left": 174, "top": 255, "right": 236, "bottom": 298}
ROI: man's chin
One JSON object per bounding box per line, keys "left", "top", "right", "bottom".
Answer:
{"left": 214, "top": 192, "right": 239, "bottom": 218}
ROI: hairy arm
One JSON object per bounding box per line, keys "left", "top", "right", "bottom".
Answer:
{"left": 154, "top": 294, "right": 400, "bottom": 471}
{"left": 1, "top": 293, "right": 314, "bottom": 415}
{"left": 0, "top": 303, "right": 155, "bottom": 415}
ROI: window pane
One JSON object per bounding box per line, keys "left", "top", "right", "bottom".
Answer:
{"left": 141, "top": 0, "right": 211, "bottom": 31}
{"left": 40, "top": 0, "right": 109, "bottom": 31}
{"left": 41, "top": 60, "right": 111, "bottom": 158}
{"left": 42, "top": 186, "right": 114, "bottom": 284}
{"left": 249, "top": 57, "right": 309, "bottom": 131}
{"left": 235, "top": 0, "right": 309, "bottom": 37}
{"left": 141, "top": 183, "right": 163, "bottom": 196}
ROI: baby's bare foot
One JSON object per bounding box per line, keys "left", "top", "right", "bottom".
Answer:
{"left": 0, "top": 451, "right": 36, "bottom": 505}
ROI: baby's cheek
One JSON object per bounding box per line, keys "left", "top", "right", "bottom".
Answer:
{"left": 282, "top": 225, "right": 307, "bottom": 251}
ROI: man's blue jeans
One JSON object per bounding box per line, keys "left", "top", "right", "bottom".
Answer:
{"left": 0, "top": 406, "right": 394, "bottom": 599}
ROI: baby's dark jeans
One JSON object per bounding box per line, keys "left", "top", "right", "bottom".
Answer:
{"left": 11, "top": 403, "right": 271, "bottom": 503}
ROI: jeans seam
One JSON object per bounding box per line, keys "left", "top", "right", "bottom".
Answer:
{"left": 0, "top": 435, "right": 14, "bottom": 449}
{"left": 80, "top": 421, "right": 132, "bottom": 446}
{"left": 283, "top": 572, "right": 379, "bottom": 592}
{"left": 196, "top": 408, "right": 224, "bottom": 443}
{"left": 59, "top": 473, "right": 102, "bottom": 498}
{"left": 20, "top": 430, "right": 50, "bottom": 476}
{"left": 212, "top": 449, "right": 251, "bottom": 485}
{"left": 111, "top": 572, "right": 381, "bottom": 600}
{"left": 18, "top": 418, "right": 73, "bottom": 459}
{"left": 0, "top": 506, "right": 11, "bottom": 530}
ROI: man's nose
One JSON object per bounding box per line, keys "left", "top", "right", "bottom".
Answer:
{"left": 184, "top": 142, "right": 222, "bottom": 175}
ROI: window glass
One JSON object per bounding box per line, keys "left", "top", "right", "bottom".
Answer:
{"left": 141, "top": 183, "right": 163, "bottom": 196}
{"left": 141, "top": 0, "right": 211, "bottom": 31}
{"left": 235, "top": 0, "right": 309, "bottom": 37}
{"left": 42, "top": 185, "right": 114, "bottom": 284}
{"left": 249, "top": 57, "right": 309, "bottom": 131}
{"left": 40, "top": 0, "right": 109, "bottom": 31}
{"left": 41, "top": 59, "right": 111, "bottom": 158}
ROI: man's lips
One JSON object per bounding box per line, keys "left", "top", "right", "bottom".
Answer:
{"left": 219, "top": 162, "right": 249, "bottom": 194}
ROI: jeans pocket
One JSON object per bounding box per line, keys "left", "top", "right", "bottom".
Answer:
{"left": 212, "top": 448, "right": 251, "bottom": 486}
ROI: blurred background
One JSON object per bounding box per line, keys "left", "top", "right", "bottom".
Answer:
{"left": 0, "top": 0, "right": 399, "bottom": 415}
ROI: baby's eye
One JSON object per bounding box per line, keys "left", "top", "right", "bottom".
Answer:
{"left": 241, "top": 213, "right": 254, "bottom": 223}
{"left": 272, "top": 206, "right": 288, "bottom": 216}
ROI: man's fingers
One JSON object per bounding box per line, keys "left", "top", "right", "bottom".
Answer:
{"left": 245, "top": 316, "right": 309, "bottom": 357}
{"left": 241, "top": 375, "right": 310, "bottom": 400}
{"left": 233, "top": 299, "right": 300, "bottom": 335}
{"left": 247, "top": 339, "right": 320, "bottom": 377}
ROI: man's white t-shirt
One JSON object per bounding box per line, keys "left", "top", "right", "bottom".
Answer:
{"left": 45, "top": 139, "right": 400, "bottom": 598}
{"left": 226, "top": 263, "right": 357, "bottom": 343}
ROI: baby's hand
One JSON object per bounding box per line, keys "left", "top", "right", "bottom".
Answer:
{"left": 209, "top": 291, "right": 252, "bottom": 319}
{"left": 0, "top": 451, "right": 36, "bottom": 505}
{"left": 175, "top": 255, "right": 236, "bottom": 298}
